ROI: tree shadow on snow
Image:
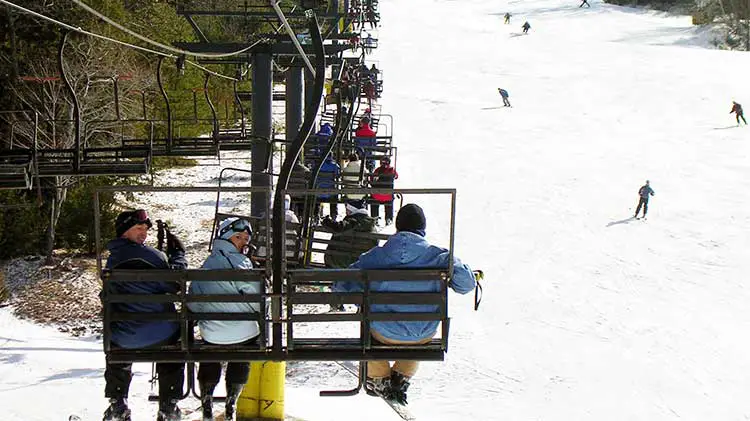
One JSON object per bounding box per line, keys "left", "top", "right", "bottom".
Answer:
{"left": 606, "top": 216, "right": 636, "bottom": 227}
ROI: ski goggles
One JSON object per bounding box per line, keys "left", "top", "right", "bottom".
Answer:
{"left": 218, "top": 218, "right": 252, "bottom": 238}
{"left": 123, "top": 209, "right": 153, "bottom": 229}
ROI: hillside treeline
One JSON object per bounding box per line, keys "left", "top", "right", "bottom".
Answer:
{"left": 0, "top": 0, "right": 269, "bottom": 260}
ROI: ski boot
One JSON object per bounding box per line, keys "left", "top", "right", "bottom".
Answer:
{"left": 156, "top": 399, "right": 181, "bottom": 421}
{"left": 389, "top": 371, "right": 411, "bottom": 405}
{"left": 102, "top": 398, "right": 131, "bottom": 421}
{"left": 200, "top": 382, "right": 217, "bottom": 421}
{"left": 364, "top": 376, "right": 391, "bottom": 398}
{"left": 224, "top": 383, "right": 245, "bottom": 421}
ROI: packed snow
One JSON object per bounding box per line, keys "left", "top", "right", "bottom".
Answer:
{"left": 3, "top": 0, "right": 750, "bottom": 419}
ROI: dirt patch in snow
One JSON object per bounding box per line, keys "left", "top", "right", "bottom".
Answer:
{"left": 2, "top": 253, "right": 102, "bottom": 337}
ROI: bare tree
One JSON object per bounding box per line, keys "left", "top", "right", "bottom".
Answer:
{"left": 3, "top": 35, "right": 149, "bottom": 262}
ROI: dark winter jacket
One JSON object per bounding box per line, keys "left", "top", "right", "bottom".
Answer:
{"left": 333, "top": 231, "right": 475, "bottom": 342}
{"left": 638, "top": 184, "right": 655, "bottom": 199}
{"left": 322, "top": 209, "right": 379, "bottom": 268}
{"left": 731, "top": 103, "right": 744, "bottom": 115}
{"left": 104, "top": 238, "right": 187, "bottom": 349}
{"left": 371, "top": 165, "right": 398, "bottom": 202}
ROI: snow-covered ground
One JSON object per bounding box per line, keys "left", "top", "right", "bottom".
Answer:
{"left": 3, "top": 0, "right": 750, "bottom": 419}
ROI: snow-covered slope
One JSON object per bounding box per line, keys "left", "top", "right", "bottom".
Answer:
{"left": 3, "top": 0, "right": 750, "bottom": 419}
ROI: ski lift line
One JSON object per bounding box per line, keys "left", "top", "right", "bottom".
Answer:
{"left": 70, "top": 0, "right": 271, "bottom": 59}
{"left": 186, "top": 60, "right": 239, "bottom": 82}
{"left": 0, "top": 0, "right": 177, "bottom": 58}
{"left": 270, "top": 0, "right": 316, "bottom": 77}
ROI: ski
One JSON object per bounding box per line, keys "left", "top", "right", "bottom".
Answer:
{"left": 381, "top": 397, "right": 416, "bottom": 421}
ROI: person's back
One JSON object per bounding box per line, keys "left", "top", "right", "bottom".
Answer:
{"left": 355, "top": 117, "right": 377, "bottom": 138}
{"left": 316, "top": 156, "right": 341, "bottom": 198}
{"left": 322, "top": 199, "right": 378, "bottom": 268}
{"left": 342, "top": 153, "right": 365, "bottom": 200}
{"left": 335, "top": 206, "right": 474, "bottom": 340}
{"left": 333, "top": 204, "right": 476, "bottom": 404}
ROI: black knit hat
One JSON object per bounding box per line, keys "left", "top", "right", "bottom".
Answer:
{"left": 396, "top": 204, "right": 426, "bottom": 236}
{"left": 115, "top": 209, "right": 152, "bottom": 237}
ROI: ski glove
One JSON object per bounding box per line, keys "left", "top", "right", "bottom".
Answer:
{"left": 473, "top": 270, "right": 484, "bottom": 281}
{"left": 166, "top": 231, "right": 186, "bottom": 253}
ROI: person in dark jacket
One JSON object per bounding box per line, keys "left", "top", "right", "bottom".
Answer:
{"left": 322, "top": 199, "right": 379, "bottom": 269}
{"left": 102, "top": 209, "right": 187, "bottom": 421}
{"left": 730, "top": 101, "right": 747, "bottom": 125}
{"left": 522, "top": 21, "right": 531, "bottom": 33}
{"left": 634, "top": 180, "right": 655, "bottom": 219}
{"left": 189, "top": 217, "right": 260, "bottom": 421}
{"left": 504, "top": 12, "right": 511, "bottom": 23}
{"left": 289, "top": 160, "right": 311, "bottom": 218}
{"left": 370, "top": 157, "right": 399, "bottom": 225}
{"left": 315, "top": 154, "right": 342, "bottom": 220}
{"left": 322, "top": 199, "right": 379, "bottom": 311}
{"left": 334, "top": 204, "right": 476, "bottom": 405}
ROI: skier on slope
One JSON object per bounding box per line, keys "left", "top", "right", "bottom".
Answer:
{"left": 333, "top": 204, "right": 477, "bottom": 406}
{"left": 504, "top": 12, "right": 511, "bottom": 24}
{"left": 634, "top": 180, "right": 655, "bottom": 219}
{"left": 730, "top": 101, "right": 747, "bottom": 125}
{"left": 498, "top": 88, "right": 511, "bottom": 107}
{"left": 522, "top": 21, "right": 531, "bottom": 34}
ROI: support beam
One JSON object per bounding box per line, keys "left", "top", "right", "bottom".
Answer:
{"left": 285, "top": 67, "right": 304, "bottom": 142}
{"left": 304, "top": 66, "right": 316, "bottom": 113}
{"left": 184, "top": 15, "right": 208, "bottom": 43}
{"left": 251, "top": 51, "right": 273, "bottom": 217}
{"left": 173, "top": 41, "right": 351, "bottom": 56}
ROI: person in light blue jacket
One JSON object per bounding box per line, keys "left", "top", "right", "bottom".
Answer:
{"left": 333, "top": 203, "right": 476, "bottom": 405}
{"left": 188, "top": 217, "right": 260, "bottom": 421}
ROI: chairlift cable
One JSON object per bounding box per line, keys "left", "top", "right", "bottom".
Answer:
{"left": 71, "top": 0, "right": 271, "bottom": 59}
{"left": 0, "top": 0, "right": 175, "bottom": 58}
{"left": 0, "top": 0, "right": 240, "bottom": 81}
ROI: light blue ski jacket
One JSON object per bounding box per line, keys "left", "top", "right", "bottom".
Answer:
{"left": 188, "top": 240, "right": 261, "bottom": 345}
{"left": 333, "top": 231, "right": 475, "bottom": 342}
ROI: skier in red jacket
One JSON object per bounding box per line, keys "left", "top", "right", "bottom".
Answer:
{"left": 355, "top": 116, "right": 377, "bottom": 137}
{"left": 370, "top": 156, "right": 399, "bottom": 225}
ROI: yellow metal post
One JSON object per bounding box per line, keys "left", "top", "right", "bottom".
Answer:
{"left": 236, "top": 361, "right": 285, "bottom": 421}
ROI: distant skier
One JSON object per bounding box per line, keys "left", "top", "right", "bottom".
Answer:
{"left": 522, "top": 21, "right": 531, "bottom": 34}
{"left": 580, "top": 0, "right": 590, "bottom": 7}
{"left": 504, "top": 12, "right": 511, "bottom": 24}
{"left": 634, "top": 180, "right": 655, "bottom": 219}
{"left": 498, "top": 88, "right": 511, "bottom": 107}
{"left": 730, "top": 101, "right": 747, "bottom": 125}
